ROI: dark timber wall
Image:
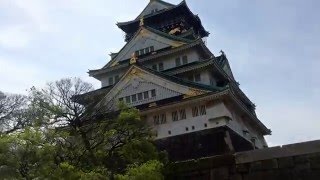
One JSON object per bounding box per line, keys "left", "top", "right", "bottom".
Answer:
{"left": 165, "top": 140, "right": 320, "bottom": 180}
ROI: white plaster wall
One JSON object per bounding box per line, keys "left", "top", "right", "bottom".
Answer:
{"left": 146, "top": 101, "right": 232, "bottom": 139}
{"left": 116, "top": 32, "right": 180, "bottom": 62}
{"left": 226, "top": 107, "right": 267, "bottom": 148}
{"left": 145, "top": 49, "right": 200, "bottom": 71}
{"left": 100, "top": 71, "right": 125, "bottom": 87}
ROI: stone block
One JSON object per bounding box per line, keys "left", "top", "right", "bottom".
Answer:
{"left": 230, "top": 174, "right": 242, "bottom": 180}
{"left": 250, "top": 161, "right": 262, "bottom": 171}
{"left": 260, "top": 159, "right": 278, "bottom": 170}
{"left": 236, "top": 163, "right": 250, "bottom": 173}
{"left": 243, "top": 171, "right": 276, "bottom": 180}
{"left": 295, "top": 162, "right": 311, "bottom": 171}
{"left": 294, "top": 155, "right": 310, "bottom": 164}
{"left": 278, "top": 157, "right": 294, "bottom": 169}
{"left": 310, "top": 156, "right": 320, "bottom": 169}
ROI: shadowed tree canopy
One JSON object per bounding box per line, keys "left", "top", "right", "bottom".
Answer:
{"left": 0, "top": 77, "right": 165, "bottom": 179}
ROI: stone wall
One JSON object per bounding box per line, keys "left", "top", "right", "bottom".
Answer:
{"left": 165, "top": 140, "right": 320, "bottom": 180}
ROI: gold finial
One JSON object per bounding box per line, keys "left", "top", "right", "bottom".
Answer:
{"left": 139, "top": 17, "right": 144, "bottom": 26}
{"left": 130, "top": 52, "right": 138, "bottom": 64}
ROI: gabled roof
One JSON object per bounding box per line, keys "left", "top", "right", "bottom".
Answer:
{"left": 92, "top": 64, "right": 217, "bottom": 112}
{"left": 100, "top": 26, "right": 190, "bottom": 70}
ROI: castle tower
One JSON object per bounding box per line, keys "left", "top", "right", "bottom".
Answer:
{"left": 80, "top": 0, "right": 271, "bottom": 161}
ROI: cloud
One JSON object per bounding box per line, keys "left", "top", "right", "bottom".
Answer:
{"left": 0, "top": 25, "right": 31, "bottom": 49}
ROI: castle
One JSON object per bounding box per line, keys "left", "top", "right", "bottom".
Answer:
{"left": 78, "top": 0, "right": 270, "bottom": 161}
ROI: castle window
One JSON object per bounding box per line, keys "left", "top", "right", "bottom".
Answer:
{"left": 138, "top": 93, "right": 143, "bottom": 101}
{"left": 175, "top": 57, "right": 181, "bottom": 66}
{"left": 200, "top": 105, "right": 206, "bottom": 115}
{"left": 153, "top": 115, "right": 160, "bottom": 125}
{"left": 125, "top": 96, "right": 131, "bottom": 103}
{"left": 131, "top": 94, "right": 137, "bottom": 102}
{"left": 195, "top": 74, "right": 201, "bottom": 82}
{"left": 136, "top": 46, "right": 154, "bottom": 56}
{"left": 186, "top": 127, "right": 189, "bottom": 131}
{"left": 151, "top": 89, "right": 156, "bottom": 97}
{"left": 152, "top": 64, "right": 157, "bottom": 70}
{"left": 143, "top": 91, "right": 149, "bottom": 99}
{"left": 151, "top": 9, "right": 158, "bottom": 14}
{"left": 179, "top": 109, "right": 186, "bottom": 120}
{"left": 172, "top": 111, "right": 178, "bottom": 121}
{"left": 139, "top": 49, "right": 144, "bottom": 56}
{"left": 182, "top": 55, "right": 188, "bottom": 65}
{"left": 108, "top": 77, "right": 114, "bottom": 85}
{"left": 192, "top": 106, "right": 199, "bottom": 117}
{"left": 158, "top": 62, "right": 164, "bottom": 71}
{"left": 145, "top": 47, "right": 150, "bottom": 54}
{"left": 115, "top": 75, "right": 120, "bottom": 82}
{"left": 160, "top": 114, "right": 166, "bottom": 124}
{"left": 192, "top": 126, "right": 195, "bottom": 130}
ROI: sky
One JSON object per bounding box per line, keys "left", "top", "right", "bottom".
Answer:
{"left": 0, "top": 0, "right": 319, "bottom": 146}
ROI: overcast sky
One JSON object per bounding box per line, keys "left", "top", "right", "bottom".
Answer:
{"left": 1, "top": 0, "right": 319, "bottom": 146}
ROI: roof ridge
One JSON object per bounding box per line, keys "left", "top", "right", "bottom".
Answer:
{"left": 117, "top": 1, "right": 186, "bottom": 26}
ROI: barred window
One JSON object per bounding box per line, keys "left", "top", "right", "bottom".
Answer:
{"left": 158, "top": 62, "right": 164, "bottom": 71}
{"left": 125, "top": 96, "right": 131, "bottom": 103}
{"left": 145, "top": 47, "right": 150, "bottom": 54}
{"left": 151, "top": 89, "right": 156, "bottom": 97}
{"left": 143, "top": 91, "right": 149, "bottom": 99}
{"left": 115, "top": 75, "right": 120, "bottom": 82}
{"left": 108, "top": 77, "right": 114, "bottom": 85}
{"left": 140, "top": 49, "right": 145, "bottom": 55}
{"left": 152, "top": 64, "right": 157, "bottom": 70}
{"left": 175, "top": 57, "right": 181, "bottom": 67}
{"left": 172, "top": 111, "right": 178, "bottom": 121}
{"left": 153, "top": 115, "right": 160, "bottom": 125}
{"left": 160, "top": 114, "right": 166, "bottom": 124}
{"left": 179, "top": 109, "right": 186, "bottom": 120}
{"left": 200, "top": 105, "right": 206, "bottom": 115}
{"left": 195, "top": 74, "right": 201, "bottom": 82}
{"left": 192, "top": 106, "right": 199, "bottom": 117}
{"left": 131, "top": 94, "right": 137, "bottom": 103}
{"left": 182, "top": 55, "right": 188, "bottom": 65}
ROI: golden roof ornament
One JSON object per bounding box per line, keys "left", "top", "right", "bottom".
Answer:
{"left": 130, "top": 52, "right": 138, "bottom": 64}
{"left": 139, "top": 17, "right": 144, "bottom": 26}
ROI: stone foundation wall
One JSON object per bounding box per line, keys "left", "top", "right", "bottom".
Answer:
{"left": 165, "top": 140, "right": 320, "bottom": 180}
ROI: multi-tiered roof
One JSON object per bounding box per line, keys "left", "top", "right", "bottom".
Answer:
{"left": 79, "top": 0, "right": 271, "bottom": 160}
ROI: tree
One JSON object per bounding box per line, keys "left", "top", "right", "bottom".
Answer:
{"left": 0, "top": 91, "right": 28, "bottom": 134}
{"left": 0, "top": 77, "right": 166, "bottom": 179}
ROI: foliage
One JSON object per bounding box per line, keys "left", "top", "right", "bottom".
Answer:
{"left": 116, "top": 160, "right": 164, "bottom": 180}
{"left": 0, "top": 78, "right": 165, "bottom": 179}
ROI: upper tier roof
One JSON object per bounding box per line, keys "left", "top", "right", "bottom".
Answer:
{"left": 116, "top": 1, "right": 209, "bottom": 38}
{"left": 134, "top": 0, "right": 175, "bottom": 20}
